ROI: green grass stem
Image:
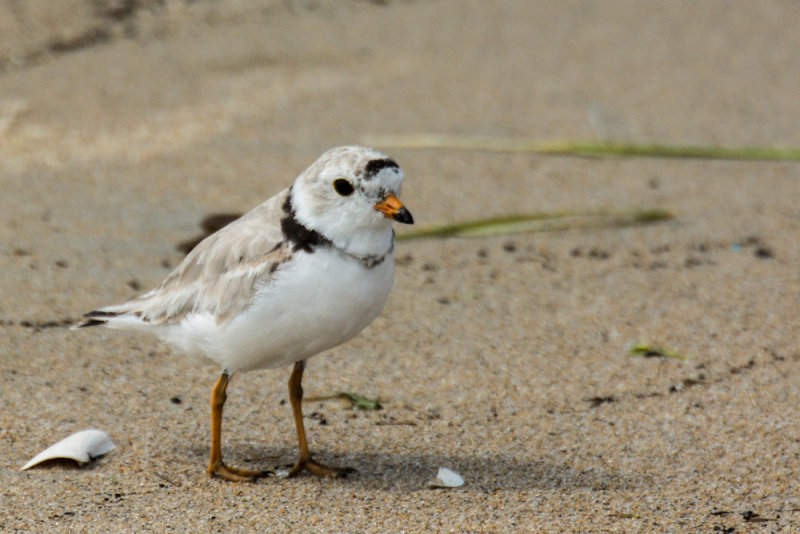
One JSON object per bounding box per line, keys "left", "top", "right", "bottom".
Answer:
{"left": 397, "top": 209, "right": 673, "bottom": 241}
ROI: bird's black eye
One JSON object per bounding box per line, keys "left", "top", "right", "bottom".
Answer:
{"left": 333, "top": 178, "right": 355, "bottom": 196}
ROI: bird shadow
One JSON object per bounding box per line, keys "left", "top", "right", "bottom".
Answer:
{"left": 180, "top": 444, "right": 640, "bottom": 492}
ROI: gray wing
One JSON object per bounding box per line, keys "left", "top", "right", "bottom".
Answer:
{"left": 82, "top": 188, "right": 292, "bottom": 326}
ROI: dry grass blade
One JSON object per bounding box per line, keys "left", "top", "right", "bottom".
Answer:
{"left": 365, "top": 134, "right": 800, "bottom": 161}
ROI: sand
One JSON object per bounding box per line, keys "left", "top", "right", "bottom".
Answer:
{"left": 1, "top": 1, "right": 800, "bottom": 531}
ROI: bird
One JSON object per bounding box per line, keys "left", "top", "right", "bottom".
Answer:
{"left": 73, "top": 146, "right": 413, "bottom": 482}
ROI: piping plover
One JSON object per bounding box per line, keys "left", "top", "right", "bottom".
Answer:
{"left": 74, "top": 146, "right": 413, "bottom": 481}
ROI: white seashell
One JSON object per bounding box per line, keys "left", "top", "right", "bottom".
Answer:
{"left": 21, "top": 429, "right": 116, "bottom": 471}
{"left": 428, "top": 467, "right": 465, "bottom": 488}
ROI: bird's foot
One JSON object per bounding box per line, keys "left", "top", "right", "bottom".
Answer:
{"left": 208, "top": 461, "right": 272, "bottom": 482}
{"left": 286, "top": 456, "right": 355, "bottom": 478}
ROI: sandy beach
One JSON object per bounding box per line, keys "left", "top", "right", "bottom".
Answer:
{"left": 2, "top": 1, "right": 800, "bottom": 531}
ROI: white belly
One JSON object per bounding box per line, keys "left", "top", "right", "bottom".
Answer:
{"left": 165, "top": 248, "right": 394, "bottom": 373}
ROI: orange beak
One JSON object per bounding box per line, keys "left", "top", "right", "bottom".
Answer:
{"left": 374, "top": 193, "right": 414, "bottom": 224}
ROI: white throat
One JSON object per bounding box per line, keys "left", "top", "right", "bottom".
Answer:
{"left": 290, "top": 186, "right": 395, "bottom": 258}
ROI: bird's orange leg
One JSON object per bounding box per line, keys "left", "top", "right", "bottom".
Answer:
{"left": 207, "top": 372, "right": 270, "bottom": 482}
{"left": 286, "top": 360, "right": 354, "bottom": 478}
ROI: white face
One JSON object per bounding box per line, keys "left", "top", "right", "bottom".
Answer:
{"left": 291, "top": 147, "right": 408, "bottom": 250}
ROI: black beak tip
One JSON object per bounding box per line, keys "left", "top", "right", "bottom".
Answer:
{"left": 393, "top": 207, "right": 414, "bottom": 225}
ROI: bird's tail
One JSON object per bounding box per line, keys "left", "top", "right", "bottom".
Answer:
{"left": 71, "top": 310, "right": 121, "bottom": 330}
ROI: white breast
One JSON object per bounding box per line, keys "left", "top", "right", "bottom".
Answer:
{"left": 164, "top": 248, "right": 395, "bottom": 373}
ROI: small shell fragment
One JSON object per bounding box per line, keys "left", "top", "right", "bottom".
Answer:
{"left": 21, "top": 429, "right": 116, "bottom": 471}
{"left": 428, "top": 467, "right": 465, "bottom": 488}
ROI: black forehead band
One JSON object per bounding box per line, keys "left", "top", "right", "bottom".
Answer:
{"left": 363, "top": 158, "right": 399, "bottom": 179}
